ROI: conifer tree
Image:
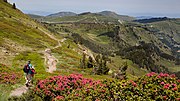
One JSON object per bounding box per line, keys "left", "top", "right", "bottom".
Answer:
{"left": 12, "top": 3, "right": 16, "bottom": 9}
{"left": 93, "top": 54, "right": 109, "bottom": 75}
{"left": 3, "top": 0, "right": 8, "bottom": 3}
{"left": 87, "top": 56, "right": 93, "bottom": 68}
{"left": 80, "top": 53, "right": 86, "bottom": 69}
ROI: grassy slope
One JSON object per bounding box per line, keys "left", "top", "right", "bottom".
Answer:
{"left": 44, "top": 22, "right": 149, "bottom": 76}
{"left": 151, "top": 19, "right": 180, "bottom": 44}
{"left": 0, "top": 1, "right": 58, "bottom": 66}
{"left": 1, "top": 1, "right": 179, "bottom": 100}
{"left": 0, "top": 2, "right": 126, "bottom": 100}
{"left": 98, "top": 11, "right": 136, "bottom": 21}
{"left": 0, "top": 1, "right": 59, "bottom": 100}
{"left": 143, "top": 19, "right": 180, "bottom": 71}
{"left": 44, "top": 19, "right": 179, "bottom": 73}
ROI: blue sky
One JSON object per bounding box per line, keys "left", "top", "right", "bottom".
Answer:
{"left": 8, "top": 0, "right": 180, "bottom": 17}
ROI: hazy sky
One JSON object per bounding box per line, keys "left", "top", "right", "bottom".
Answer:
{"left": 8, "top": 0, "right": 180, "bottom": 17}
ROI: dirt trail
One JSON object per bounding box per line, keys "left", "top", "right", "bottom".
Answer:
{"left": 10, "top": 86, "right": 28, "bottom": 97}
{"left": 38, "top": 27, "right": 67, "bottom": 73}
{"left": 9, "top": 27, "right": 66, "bottom": 97}
{"left": 45, "top": 38, "right": 66, "bottom": 73}
{"left": 44, "top": 48, "right": 58, "bottom": 73}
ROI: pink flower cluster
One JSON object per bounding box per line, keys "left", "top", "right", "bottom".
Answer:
{"left": 146, "top": 72, "right": 157, "bottom": 77}
{"left": 35, "top": 74, "right": 103, "bottom": 100}
{"left": 146, "top": 72, "right": 177, "bottom": 79}
{"left": 157, "top": 73, "right": 170, "bottom": 78}
{"left": 163, "top": 83, "right": 170, "bottom": 89}
{"left": 0, "top": 72, "right": 20, "bottom": 84}
{"left": 130, "top": 80, "right": 137, "bottom": 87}
{"left": 55, "top": 95, "right": 64, "bottom": 100}
{"left": 160, "top": 80, "right": 178, "bottom": 91}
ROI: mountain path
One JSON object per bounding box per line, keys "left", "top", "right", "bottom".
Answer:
{"left": 10, "top": 86, "right": 28, "bottom": 97}
{"left": 45, "top": 38, "right": 66, "bottom": 73}
{"left": 38, "top": 27, "right": 67, "bottom": 73}
{"left": 9, "top": 27, "right": 66, "bottom": 97}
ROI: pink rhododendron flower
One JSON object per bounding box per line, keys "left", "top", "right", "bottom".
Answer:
{"left": 163, "top": 86, "right": 169, "bottom": 89}
{"left": 170, "top": 74, "right": 176, "bottom": 78}
{"left": 163, "top": 84, "right": 170, "bottom": 89}
{"left": 146, "top": 72, "right": 156, "bottom": 77}
{"left": 56, "top": 96, "right": 64, "bottom": 100}
{"left": 165, "top": 83, "right": 170, "bottom": 87}
{"left": 172, "top": 87, "right": 177, "bottom": 91}
{"left": 157, "top": 75, "right": 161, "bottom": 78}
{"left": 163, "top": 96, "right": 167, "bottom": 100}
{"left": 178, "top": 79, "right": 180, "bottom": 83}
{"left": 160, "top": 82, "right": 165, "bottom": 85}
{"left": 172, "top": 83, "right": 177, "bottom": 87}
{"left": 130, "top": 80, "right": 137, "bottom": 87}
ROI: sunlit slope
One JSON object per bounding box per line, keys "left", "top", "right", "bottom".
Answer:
{"left": 0, "top": 0, "right": 57, "bottom": 65}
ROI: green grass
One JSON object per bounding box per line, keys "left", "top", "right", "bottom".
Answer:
{"left": 107, "top": 56, "right": 148, "bottom": 78}
{"left": 1, "top": 1, "right": 180, "bottom": 100}
{"left": 0, "top": 0, "right": 58, "bottom": 51}
{"left": 12, "top": 51, "right": 54, "bottom": 80}
{"left": 52, "top": 39, "right": 82, "bottom": 71}
{"left": 0, "top": 63, "right": 24, "bottom": 101}
{"left": 169, "top": 66, "right": 180, "bottom": 72}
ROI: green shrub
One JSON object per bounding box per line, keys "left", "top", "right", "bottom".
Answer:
{"left": 9, "top": 72, "right": 180, "bottom": 100}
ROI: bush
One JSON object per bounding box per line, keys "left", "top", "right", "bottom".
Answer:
{"left": 34, "top": 74, "right": 100, "bottom": 101}
{"left": 67, "top": 72, "right": 180, "bottom": 100}
{"left": 0, "top": 64, "right": 21, "bottom": 84}
{"left": 11, "top": 73, "right": 179, "bottom": 100}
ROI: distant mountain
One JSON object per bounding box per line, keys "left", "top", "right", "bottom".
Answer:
{"left": 136, "top": 16, "right": 154, "bottom": 20}
{"left": 134, "top": 17, "right": 169, "bottom": 23}
{"left": 78, "top": 12, "right": 92, "bottom": 16}
{"left": 42, "top": 12, "right": 120, "bottom": 24}
{"left": 98, "top": 11, "right": 136, "bottom": 21}
{"left": 47, "top": 12, "right": 77, "bottom": 17}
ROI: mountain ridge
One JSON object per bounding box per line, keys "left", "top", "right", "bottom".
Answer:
{"left": 47, "top": 11, "right": 77, "bottom": 17}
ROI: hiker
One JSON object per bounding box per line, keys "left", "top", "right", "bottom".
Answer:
{"left": 29, "top": 66, "right": 36, "bottom": 84}
{"left": 23, "top": 60, "right": 33, "bottom": 87}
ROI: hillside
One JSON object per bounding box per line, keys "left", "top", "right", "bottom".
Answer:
{"left": 0, "top": 2, "right": 130, "bottom": 100}
{"left": 41, "top": 12, "right": 120, "bottom": 24}
{"left": 41, "top": 16, "right": 180, "bottom": 74}
{"left": 0, "top": 0, "right": 60, "bottom": 66}
{"left": 47, "top": 11, "right": 77, "bottom": 17}
{"left": 134, "top": 18, "right": 180, "bottom": 62}
{"left": 0, "top": 1, "right": 149, "bottom": 79}
{"left": 0, "top": 1, "right": 180, "bottom": 100}
{"left": 32, "top": 11, "right": 135, "bottom": 24}
{"left": 98, "top": 11, "right": 135, "bottom": 21}
{"left": 27, "top": 14, "right": 44, "bottom": 19}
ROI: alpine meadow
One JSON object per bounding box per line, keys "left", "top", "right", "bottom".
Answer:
{"left": 0, "top": 0, "right": 180, "bottom": 100}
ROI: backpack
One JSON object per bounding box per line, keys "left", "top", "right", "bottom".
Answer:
{"left": 30, "top": 69, "right": 36, "bottom": 77}
{"left": 30, "top": 69, "right": 35, "bottom": 74}
{"left": 23, "top": 64, "right": 30, "bottom": 73}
